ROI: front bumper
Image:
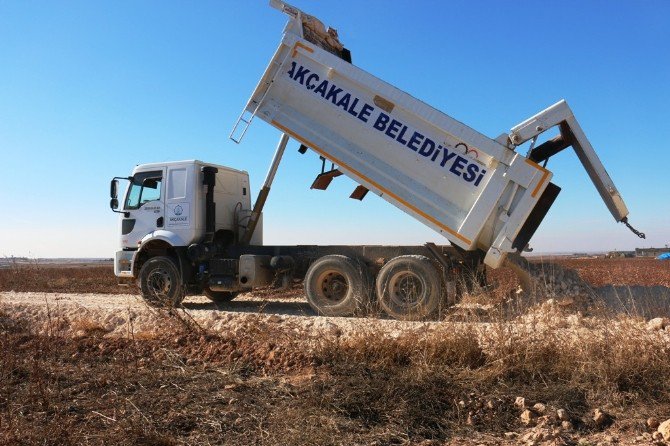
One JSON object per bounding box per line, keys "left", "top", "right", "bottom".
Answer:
{"left": 114, "top": 250, "right": 135, "bottom": 278}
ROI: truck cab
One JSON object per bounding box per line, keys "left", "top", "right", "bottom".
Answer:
{"left": 111, "top": 160, "right": 259, "bottom": 298}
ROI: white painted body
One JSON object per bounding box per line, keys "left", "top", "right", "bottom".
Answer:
{"left": 115, "top": 160, "right": 259, "bottom": 277}
{"left": 232, "top": 1, "right": 631, "bottom": 268}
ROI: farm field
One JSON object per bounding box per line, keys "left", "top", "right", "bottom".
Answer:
{"left": 1, "top": 257, "right": 669, "bottom": 445}
{"left": 2, "top": 256, "right": 668, "bottom": 295}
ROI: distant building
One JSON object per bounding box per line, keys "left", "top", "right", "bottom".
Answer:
{"left": 606, "top": 251, "right": 634, "bottom": 258}
{"left": 635, "top": 247, "right": 670, "bottom": 257}
{"left": 571, "top": 252, "right": 590, "bottom": 258}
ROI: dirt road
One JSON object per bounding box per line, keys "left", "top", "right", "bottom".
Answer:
{"left": 3, "top": 282, "right": 670, "bottom": 342}
{"left": 0, "top": 291, "right": 451, "bottom": 339}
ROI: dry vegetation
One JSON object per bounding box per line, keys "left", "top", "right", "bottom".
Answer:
{"left": 1, "top": 258, "right": 670, "bottom": 445}
{"left": 0, "top": 264, "right": 128, "bottom": 295}
{"left": 2, "top": 305, "right": 670, "bottom": 445}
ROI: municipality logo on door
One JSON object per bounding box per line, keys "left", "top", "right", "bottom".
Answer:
{"left": 168, "top": 203, "right": 189, "bottom": 226}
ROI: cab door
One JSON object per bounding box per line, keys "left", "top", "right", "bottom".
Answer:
{"left": 120, "top": 169, "right": 166, "bottom": 248}
{"left": 164, "top": 165, "right": 196, "bottom": 244}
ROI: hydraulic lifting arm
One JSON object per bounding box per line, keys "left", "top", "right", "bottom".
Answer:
{"left": 508, "top": 100, "right": 645, "bottom": 239}
{"left": 241, "top": 133, "right": 290, "bottom": 245}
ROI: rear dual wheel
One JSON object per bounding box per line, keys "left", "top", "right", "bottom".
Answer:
{"left": 376, "top": 255, "right": 442, "bottom": 321}
{"left": 304, "top": 255, "right": 372, "bottom": 317}
{"left": 304, "top": 254, "right": 445, "bottom": 320}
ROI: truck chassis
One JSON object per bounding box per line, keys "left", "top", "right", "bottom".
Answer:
{"left": 129, "top": 242, "right": 483, "bottom": 321}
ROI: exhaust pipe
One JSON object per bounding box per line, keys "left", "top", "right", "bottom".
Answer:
{"left": 202, "top": 165, "right": 218, "bottom": 242}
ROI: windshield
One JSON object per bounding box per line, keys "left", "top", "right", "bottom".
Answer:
{"left": 125, "top": 171, "right": 162, "bottom": 210}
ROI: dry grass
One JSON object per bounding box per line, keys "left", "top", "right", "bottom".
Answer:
{"left": 1, "top": 303, "right": 669, "bottom": 445}
{"left": 1, "top": 259, "right": 670, "bottom": 444}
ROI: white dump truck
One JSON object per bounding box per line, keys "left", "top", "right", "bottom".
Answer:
{"left": 110, "top": 1, "right": 643, "bottom": 320}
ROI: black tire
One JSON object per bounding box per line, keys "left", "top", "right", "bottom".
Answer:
{"left": 304, "top": 255, "right": 371, "bottom": 317}
{"left": 138, "top": 256, "right": 184, "bottom": 307}
{"left": 376, "top": 255, "right": 442, "bottom": 320}
{"left": 203, "top": 288, "right": 238, "bottom": 304}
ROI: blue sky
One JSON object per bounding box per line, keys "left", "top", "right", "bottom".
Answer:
{"left": 0, "top": 0, "right": 668, "bottom": 258}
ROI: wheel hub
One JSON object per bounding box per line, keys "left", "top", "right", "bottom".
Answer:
{"left": 147, "top": 268, "right": 172, "bottom": 297}
{"left": 317, "top": 270, "right": 349, "bottom": 302}
{"left": 389, "top": 272, "right": 424, "bottom": 307}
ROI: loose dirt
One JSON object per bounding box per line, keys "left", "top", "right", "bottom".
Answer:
{"left": 0, "top": 290, "right": 451, "bottom": 340}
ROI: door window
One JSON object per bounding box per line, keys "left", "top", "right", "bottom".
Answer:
{"left": 125, "top": 171, "right": 163, "bottom": 210}
{"left": 167, "top": 168, "right": 187, "bottom": 199}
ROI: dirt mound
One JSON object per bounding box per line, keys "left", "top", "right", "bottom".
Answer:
{"left": 500, "top": 257, "right": 670, "bottom": 319}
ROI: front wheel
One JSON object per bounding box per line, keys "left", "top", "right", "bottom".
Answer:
{"left": 376, "top": 255, "right": 442, "bottom": 321}
{"left": 138, "top": 256, "right": 184, "bottom": 307}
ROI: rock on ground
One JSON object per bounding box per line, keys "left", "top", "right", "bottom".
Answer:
{"left": 658, "top": 418, "right": 670, "bottom": 441}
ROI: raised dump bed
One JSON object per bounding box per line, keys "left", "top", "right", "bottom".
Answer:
{"left": 232, "top": 1, "right": 641, "bottom": 269}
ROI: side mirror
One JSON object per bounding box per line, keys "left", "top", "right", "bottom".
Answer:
{"left": 110, "top": 179, "right": 118, "bottom": 199}
{"left": 109, "top": 177, "right": 131, "bottom": 215}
